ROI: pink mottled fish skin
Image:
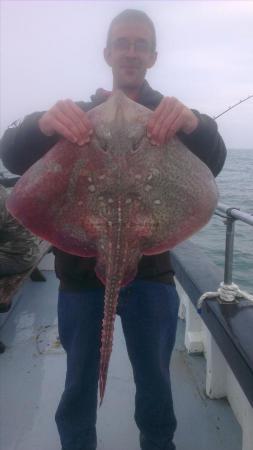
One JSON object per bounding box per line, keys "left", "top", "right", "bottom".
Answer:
{"left": 7, "top": 91, "right": 218, "bottom": 403}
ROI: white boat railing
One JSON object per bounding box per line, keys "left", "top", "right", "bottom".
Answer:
{"left": 215, "top": 202, "right": 253, "bottom": 285}
{"left": 173, "top": 204, "right": 253, "bottom": 450}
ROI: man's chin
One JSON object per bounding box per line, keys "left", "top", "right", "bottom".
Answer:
{"left": 116, "top": 76, "right": 143, "bottom": 90}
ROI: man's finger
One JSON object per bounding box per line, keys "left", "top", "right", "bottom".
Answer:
{"left": 53, "top": 119, "right": 78, "bottom": 143}
{"left": 57, "top": 101, "right": 91, "bottom": 142}
{"left": 53, "top": 118, "right": 89, "bottom": 144}
{"left": 165, "top": 113, "right": 185, "bottom": 142}
{"left": 65, "top": 99, "right": 93, "bottom": 132}
{"left": 147, "top": 97, "right": 176, "bottom": 132}
{"left": 149, "top": 101, "right": 181, "bottom": 144}
{"left": 53, "top": 109, "right": 85, "bottom": 141}
{"left": 155, "top": 104, "right": 184, "bottom": 144}
{"left": 147, "top": 98, "right": 168, "bottom": 132}
{"left": 150, "top": 102, "right": 178, "bottom": 136}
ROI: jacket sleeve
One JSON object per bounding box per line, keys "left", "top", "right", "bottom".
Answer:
{"left": 0, "top": 112, "right": 59, "bottom": 175}
{"left": 0, "top": 101, "right": 91, "bottom": 176}
{"left": 177, "top": 110, "right": 227, "bottom": 177}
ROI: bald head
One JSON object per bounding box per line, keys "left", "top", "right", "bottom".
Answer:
{"left": 106, "top": 9, "right": 156, "bottom": 52}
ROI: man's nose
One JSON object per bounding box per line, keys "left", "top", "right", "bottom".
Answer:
{"left": 125, "top": 43, "right": 138, "bottom": 57}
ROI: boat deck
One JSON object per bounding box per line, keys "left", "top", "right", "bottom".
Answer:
{"left": 0, "top": 271, "right": 242, "bottom": 450}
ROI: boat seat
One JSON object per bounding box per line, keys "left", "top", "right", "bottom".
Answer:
{"left": 0, "top": 176, "right": 52, "bottom": 313}
{"left": 0, "top": 240, "right": 51, "bottom": 314}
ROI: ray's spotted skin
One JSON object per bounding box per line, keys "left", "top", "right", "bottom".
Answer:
{"left": 6, "top": 91, "right": 218, "bottom": 403}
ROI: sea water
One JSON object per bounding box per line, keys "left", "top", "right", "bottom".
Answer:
{"left": 191, "top": 148, "right": 253, "bottom": 293}
{"left": 0, "top": 148, "right": 252, "bottom": 292}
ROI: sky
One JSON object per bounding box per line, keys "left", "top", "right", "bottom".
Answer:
{"left": 0, "top": 0, "right": 253, "bottom": 149}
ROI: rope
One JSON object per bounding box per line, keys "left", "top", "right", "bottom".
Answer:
{"left": 197, "top": 281, "right": 253, "bottom": 312}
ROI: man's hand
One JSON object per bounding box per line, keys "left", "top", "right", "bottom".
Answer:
{"left": 147, "top": 97, "right": 199, "bottom": 145}
{"left": 38, "top": 99, "right": 93, "bottom": 146}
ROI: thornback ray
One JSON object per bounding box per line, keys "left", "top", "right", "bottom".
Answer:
{"left": 6, "top": 90, "right": 219, "bottom": 404}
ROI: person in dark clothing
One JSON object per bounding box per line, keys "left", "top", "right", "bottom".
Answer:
{"left": 0, "top": 9, "right": 226, "bottom": 450}
{"left": 0, "top": 185, "right": 39, "bottom": 275}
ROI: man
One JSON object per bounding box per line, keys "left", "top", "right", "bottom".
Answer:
{"left": 0, "top": 9, "right": 226, "bottom": 450}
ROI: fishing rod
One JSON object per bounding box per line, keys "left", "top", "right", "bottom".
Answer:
{"left": 213, "top": 94, "right": 253, "bottom": 120}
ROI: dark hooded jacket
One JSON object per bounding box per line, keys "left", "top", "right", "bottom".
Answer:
{"left": 0, "top": 81, "right": 227, "bottom": 290}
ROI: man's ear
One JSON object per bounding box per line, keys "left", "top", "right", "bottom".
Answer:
{"left": 104, "top": 47, "right": 112, "bottom": 67}
{"left": 146, "top": 51, "right": 158, "bottom": 69}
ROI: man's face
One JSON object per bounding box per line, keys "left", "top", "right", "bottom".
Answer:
{"left": 104, "top": 21, "right": 157, "bottom": 89}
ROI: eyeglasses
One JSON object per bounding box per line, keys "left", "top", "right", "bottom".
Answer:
{"left": 111, "top": 38, "right": 152, "bottom": 54}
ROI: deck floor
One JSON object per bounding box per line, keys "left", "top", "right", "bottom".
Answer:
{"left": 0, "top": 271, "right": 241, "bottom": 450}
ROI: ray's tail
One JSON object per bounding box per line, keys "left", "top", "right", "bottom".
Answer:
{"left": 99, "top": 217, "right": 126, "bottom": 405}
{"left": 99, "top": 274, "right": 121, "bottom": 405}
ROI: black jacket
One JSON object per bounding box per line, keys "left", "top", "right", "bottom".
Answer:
{"left": 0, "top": 81, "right": 227, "bottom": 290}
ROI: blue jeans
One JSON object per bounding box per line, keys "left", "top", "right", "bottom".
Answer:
{"left": 55, "top": 280, "right": 179, "bottom": 450}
